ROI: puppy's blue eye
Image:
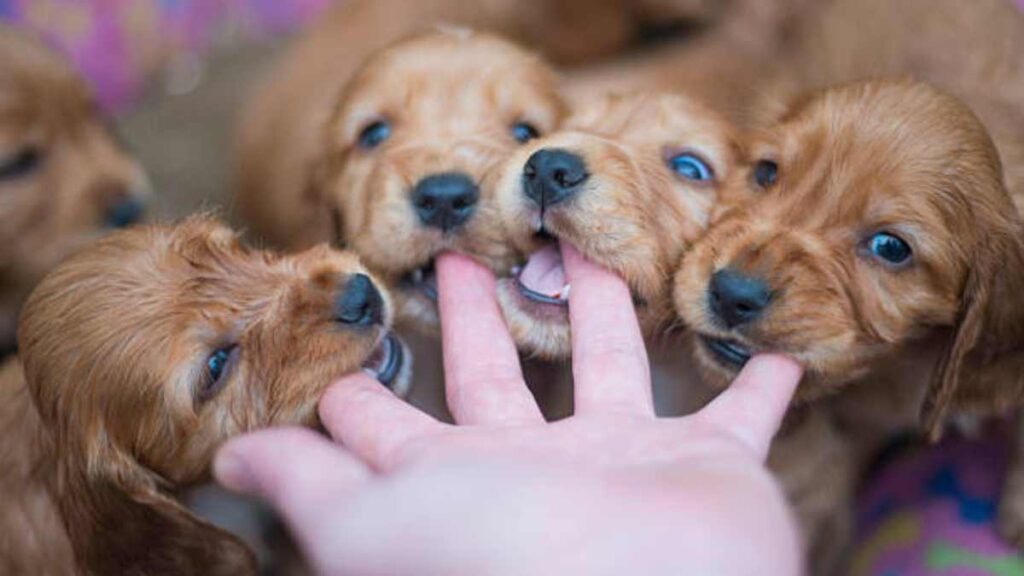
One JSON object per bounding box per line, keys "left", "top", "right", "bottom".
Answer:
{"left": 0, "top": 147, "right": 42, "bottom": 180}
{"left": 358, "top": 121, "right": 391, "bottom": 149}
{"left": 199, "top": 346, "right": 236, "bottom": 403}
{"left": 867, "top": 232, "right": 912, "bottom": 265}
{"left": 511, "top": 122, "right": 539, "bottom": 143}
{"left": 754, "top": 160, "right": 778, "bottom": 187}
{"left": 669, "top": 153, "right": 713, "bottom": 181}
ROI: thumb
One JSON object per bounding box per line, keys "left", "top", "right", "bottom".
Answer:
{"left": 699, "top": 354, "right": 803, "bottom": 459}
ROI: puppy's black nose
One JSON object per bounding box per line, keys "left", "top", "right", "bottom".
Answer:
{"left": 523, "top": 148, "right": 588, "bottom": 208}
{"left": 708, "top": 268, "right": 772, "bottom": 328}
{"left": 335, "top": 273, "right": 384, "bottom": 327}
{"left": 412, "top": 172, "right": 479, "bottom": 232}
{"left": 104, "top": 194, "right": 146, "bottom": 228}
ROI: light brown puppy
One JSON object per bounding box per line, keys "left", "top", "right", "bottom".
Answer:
{"left": 246, "top": 29, "right": 565, "bottom": 331}
{"left": 235, "top": 0, "right": 729, "bottom": 244}
{"left": 0, "top": 26, "right": 149, "bottom": 353}
{"left": 494, "top": 92, "right": 741, "bottom": 359}
{"left": 674, "top": 80, "right": 1024, "bottom": 565}
{"left": 0, "top": 216, "right": 409, "bottom": 575}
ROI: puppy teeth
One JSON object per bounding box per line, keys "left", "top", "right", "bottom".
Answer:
{"left": 511, "top": 265, "right": 522, "bottom": 276}
{"left": 411, "top": 268, "right": 424, "bottom": 283}
{"left": 557, "top": 283, "right": 571, "bottom": 301}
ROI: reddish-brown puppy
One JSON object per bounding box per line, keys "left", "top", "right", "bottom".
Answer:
{"left": 0, "top": 216, "right": 409, "bottom": 575}
{"left": 495, "top": 91, "right": 742, "bottom": 359}
{"left": 674, "top": 79, "right": 1024, "bottom": 564}
{"left": 0, "top": 26, "right": 149, "bottom": 353}
{"left": 676, "top": 80, "right": 1024, "bottom": 412}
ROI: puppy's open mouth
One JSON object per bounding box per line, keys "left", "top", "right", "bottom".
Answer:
{"left": 699, "top": 334, "right": 754, "bottom": 368}
{"left": 400, "top": 259, "right": 437, "bottom": 301}
{"left": 362, "top": 333, "right": 411, "bottom": 397}
{"left": 512, "top": 242, "right": 570, "bottom": 308}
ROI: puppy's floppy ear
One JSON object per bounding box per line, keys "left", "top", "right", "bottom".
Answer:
{"left": 58, "top": 445, "right": 257, "bottom": 575}
{"left": 921, "top": 223, "right": 1024, "bottom": 439}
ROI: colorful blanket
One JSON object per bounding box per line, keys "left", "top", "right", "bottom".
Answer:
{"left": 852, "top": 432, "right": 1023, "bottom": 576}
{"left": 0, "top": 0, "right": 333, "bottom": 110}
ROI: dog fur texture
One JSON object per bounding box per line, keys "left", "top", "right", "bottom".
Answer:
{"left": 0, "top": 216, "right": 407, "bottom": 574}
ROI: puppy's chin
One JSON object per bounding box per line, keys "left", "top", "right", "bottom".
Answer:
{"left": 688, "top": 330, "right": 866, "bottom": 403}
{"left": 496, "top": 278, "right": 570, "bottom": 360}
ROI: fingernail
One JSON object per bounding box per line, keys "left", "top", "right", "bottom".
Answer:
{"left": 213, "top": 446, "right": 256, "bottom": 494}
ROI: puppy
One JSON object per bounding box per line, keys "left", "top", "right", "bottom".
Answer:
{"left": 0, "top": 216, "right": 410, "bottom": 574}
{"left": 240, "top": 29, "right": 565, "bottom": 332}
{"left": 673, "top": 80, "right": 1024, "bottom": 566}
{"left": 0, "top": 26, "right": 149, "bottom": 355}
{"left": 235, "top": 0, "right": 725, "bottom": 242}
{"left": 494, "top": 91, "right": 742, "bottom": 359}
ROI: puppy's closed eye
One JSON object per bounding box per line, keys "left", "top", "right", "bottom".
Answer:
{"left": 0, "top": 146, "right": 43, "bottom": 181}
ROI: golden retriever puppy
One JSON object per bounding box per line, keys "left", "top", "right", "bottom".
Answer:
{"left": 235, "top": 0, "right": 725, "bottom": 234}
{"left": 237, "top": 26, "right": 563, "bottom": 251}
{"left": 673, "top": 80, "right": 1024, "bottom": 566}
{"left": 0, "top": 216, "right": 410, "bottom": 575}
{"left": 0, "top": 26, "right": 149, "bottom": 354}
{"left": 494, "top": 92, "right": 742, "bottom": 359}
{"left": 675, "top": 79, "right": 1023, "bottom": 415}
{"left": 239, "top": 29, "right": 565, "bottom": 331}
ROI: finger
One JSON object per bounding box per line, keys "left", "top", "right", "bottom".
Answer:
{"left": 319, "top": 373, "right": 443, "bottom": 470}
{"left": 214, "top": 427, "right": 369, "bottom": 521}
{"left": 561, "top": 242, "right": 653, "bottom": 417}
{"left": 436, "top": 251, "right": 543, "bottom": 425}
{"left": 698, "top": 354, "right": 803, "bottom": 459}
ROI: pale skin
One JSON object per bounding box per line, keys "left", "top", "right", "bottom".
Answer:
{"left": 215, "top": 245, "right": 805, "bottom": 576}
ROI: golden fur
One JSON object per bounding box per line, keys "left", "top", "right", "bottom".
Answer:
{"left": 0, "top": 216, "right": 409, "bottom": 574}
{"left": 762, "top": 0, "right": 1024, "bottom": 203}
{"left": 641, "top": 0, "right": 1024, "bottom": 562}
{"left": 0, "top": 26, "right": 149, "bottom": 353}
{"left": 234, "top": 3, "right": 592, "bottom": 253}
{"left": 571, "top": 0, "right": 1024, "bottom": 176}
{"left": 234, "top": 0, "right": 728, "bottom": 233}
{"left": 673, "top": 80, "right": 1024, "bottom": 567}
{"left": 238, "top": 29, "right": 565, "bottom": 331}
{"left": 494, "top": 92, "right": 742, "bottom": 359}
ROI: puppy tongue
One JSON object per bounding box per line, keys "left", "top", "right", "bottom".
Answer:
{"left": 518, "top": 244, "right": 567, "bottom": 298}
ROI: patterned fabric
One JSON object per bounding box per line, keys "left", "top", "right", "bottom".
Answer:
{"left": 0, "top": 0, "right": 334, "bottom": 110}
{"left": 852, "top": 432, "right": 1023, "bottom": 576}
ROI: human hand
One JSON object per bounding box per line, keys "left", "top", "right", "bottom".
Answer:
{"left": 215, "top": 244, "right": 804, "bottom": 576}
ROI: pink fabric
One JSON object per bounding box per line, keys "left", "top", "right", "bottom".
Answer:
{"left": 850, "top": 431, "right": 1022, "bottom": 576}
{"left": 0, "top": 0, "right": 335, "bottom": 111}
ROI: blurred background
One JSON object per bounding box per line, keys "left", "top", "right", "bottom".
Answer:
{"left": 0, "top": 0, "right": 331, "bottom": 223}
